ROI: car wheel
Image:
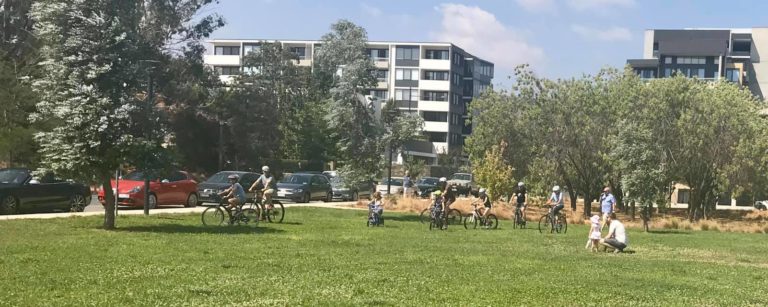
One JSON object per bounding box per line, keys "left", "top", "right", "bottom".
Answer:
{"left": 301, "top": 192, "right": 310, "bottom": 203}
{"left": 70, "top": 194, "right": 87, "bottom": 212}
{"left": 0, "top": 195, "right": 19, "bottom": 215}
{"left": 185, "top": 193, "right": 198, "bottom": 208}
{"left": 147, "top": 193, "right": 158, "bottom": 209}
{"left": 323, "top": 191, "right": 333, "bottom": 202}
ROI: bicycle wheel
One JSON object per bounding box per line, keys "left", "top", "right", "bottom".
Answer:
{"left": 202, "top": 207, "right": 225, "bottom": 226}
{"left": 419, "top": 208, "right": 430, "bottom": 224}
{"left": 464, "top": 214, "right": 478, "bottom": 229}
{"left": 266, "top": 201, "right": 285, "bottom": 223}
{"left": 241, "top": 208, "right": 259, "bottom": 225}
{"left": 446, "top": 209, "right": 462, "bottom": 225}
{"left": 538, "top": 215, "right": 551, "bottom": 234}
{"left": 513, "top": 212, "right": 520, "bottom": 229}
{"left": 485, "top": 214, "right": 498, "bottom": 229}
{"left": 555, "top": 215, "right": 568, "bottom": 234}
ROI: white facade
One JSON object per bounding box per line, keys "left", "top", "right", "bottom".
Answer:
{"left": 204, "top": 39, "right": 494, "bottom": 164}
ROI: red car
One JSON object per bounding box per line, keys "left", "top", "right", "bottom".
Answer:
{"left": 97, "top": 170, "right": 199, "bottom": 209}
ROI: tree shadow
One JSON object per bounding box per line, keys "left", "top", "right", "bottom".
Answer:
{"left": 647, "top": 229, "right": 692, "bottom": 235}
{"left": 384, "top": 214, "right": 424, "bottom": 223}
{"left": 115, "top": 224, "right": 286, "bottom": 235}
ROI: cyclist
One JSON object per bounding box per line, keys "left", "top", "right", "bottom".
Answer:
{"left": 219, "top": 174, "right": 247, "bottom": 211}
{"left": 442, "top": 181, "right": 458, "bottom": 228}
{"left": 546, "top": 185, "right": 565, "bottom": 223}
{"left": 514, "top": 181, "right": 527, "bottom": 220}
{"left": 249, "top": 165, "right": 276, "bottom": 209}
{"left": 368, "top": 191, "right": 384, "bottom": 225}
{"left": 432, "top": 190, "right": 444, "bottom": 221}
{"left": 478, "top": 188, "right": 492, "bottom": 222}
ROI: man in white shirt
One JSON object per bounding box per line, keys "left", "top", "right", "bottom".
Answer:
{"left": 601, "top": 213, "right": 628, "bottom": 253}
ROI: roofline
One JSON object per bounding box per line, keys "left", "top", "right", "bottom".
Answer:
{"left": 208, "top": 38, "right": 454, "bottom": 46}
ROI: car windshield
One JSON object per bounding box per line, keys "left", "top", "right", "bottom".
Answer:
{"left": 380, "top": 178, "right": 404, "bottom": 186}
{"left": 417, "top": 178, "right": 438, "bottom": 185}
{"left": 0, "top": 169, "right": 29, "bottom": 184}
{"left": 206, "top": 172, "right": 236, "bottom": 183}
{"left": 450, "top": 174, "right": 471, "bottom": 181}
{"left": 122, "top": 171, "right": 147, "bottom": 181}
{"left": 281, "top": 175, "right": 310, "bottom": 185}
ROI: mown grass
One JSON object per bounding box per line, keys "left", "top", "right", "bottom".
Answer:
{"left": 1, "top": 208, "right": 767, "bottom": 306}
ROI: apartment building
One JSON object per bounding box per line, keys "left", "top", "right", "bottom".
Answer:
{"left": 627, "top": 27, "right": 768, "bottom": 99}
{"left": 204, "top": 39, "right": 494, "bottom": 165}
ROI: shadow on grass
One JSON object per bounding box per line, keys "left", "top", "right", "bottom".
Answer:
{"left": 384, "top": 214, "right": 424, "bottom": 223}
{"left": 116, "top": 224, "right": 286, "bottom": 235}
{"left": 648, "top": 229, "right": 692, "bottom": 235}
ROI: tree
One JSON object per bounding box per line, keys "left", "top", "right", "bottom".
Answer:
{"left": 380, "top": 98, "right": 425, "bottom": 175}
{"left": 314, "top": 20, "right": 379, "bottom": 185}
{"left": 472, "top": 141, "right": 515, "bottom": 201}
{"left": 31, "top": 0, "right": 223, "bottom": 229}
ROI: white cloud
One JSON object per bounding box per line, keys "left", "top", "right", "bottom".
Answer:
{"left": 515, "top": 0, "right": 557, "bottom": 13}
{"left": 570, "top": 24, "right": 632, "bottom": 41}
{"left": 361, "top": 3, "right": 383, "bottom": 18}
{"left": 433, "top": 4, "right": 545, "bottom": 72}
{"left": 566, "top": 0, "right": 635, "bottom": 11}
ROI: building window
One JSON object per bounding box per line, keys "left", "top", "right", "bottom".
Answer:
{"left": 452, "top": 73, "right": 461, "bottom": 86}
{"left": 425, "top": 49, "right": 449, "bottom": 60}
{"left": 289, "top": 47, "right": 306, "bottom": 59}
{"left": 676, "top": 57, "right": 706, "bottom": 64}
{"left": 714, "top": 57, "right": 720, "bottom": 65}
{"left": 395, "top": 47, "right": 419, "bottom": 60}
{"left": 373, "top": 69, "right": 388, "bottom": 81}
{"left": 450, "top": 113, "right": 462, "bottom": 125}
{"left": 422, "top": 111, "right": 448, "bottom": 122}
{"left": 242, "top": 44, "right": 260, "bottom": 55}
{"left": 368, "top": 48, "right": 389, "bottom": 60}
{"left": 424, "top": 70, "right": 449, "bottom": 81}
{"left": 476, "top": 62, "right": 493, "bottom": 76}
{"left": 394, "top": 89, "right": 418, "bottom": 101}
{"left": 370, "top": 90, "right": 388, "bottom": 100}
{"left": 395, "top": 68, "right": 419, "bottom": 81}
{"left": 214, "top": 46, "right": 240, "bottom": 56}
{"left": 452, "top": 52, "right": 464, "bottom": 65}
{"left": 639, "top": 69, "right": 655, "bottom": 78}
{"left": 677, "top": 189, "right": 690, "bottom": 204}
{"left": 732, "top": 40, "right": 751, "bottom": 52}
{"left": 664, "top": 57, "right": 672, "bottom": 64}
{"left": 664, "top": 68, "right": 672, "bottom": 77}
{"left": 425, "top": 132, "right": 447, "bottom": 143}
{"left": 452, "top": 94, "right": 461, "bottom": 106}
{"left": 422, "top": 91, "right": 448, "bottom": 102}
{"left": 726, "top": 69, "right": 740, "bottom": 82}
{"left": 653, "top": 42, "right": 659, "bottom": 52}
{"left": 214, "top": 66, "right": 240, "bottom": 75}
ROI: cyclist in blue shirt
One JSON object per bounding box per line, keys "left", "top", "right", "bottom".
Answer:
{"left": 219, "top": 174, "right": 247, "bottom": 211}
{"left": 547, "top": 185, "right": 565, "bottom": 222}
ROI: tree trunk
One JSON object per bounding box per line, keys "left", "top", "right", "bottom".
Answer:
{"left": 584, "top": 194, "right": 594, "bottom": 218}
{"left": 566, "top": 185, "right": 577, "bottom": 211}
{"left": 630, "top": 200, "right": 636, "bottom": 221}
{"left": 102, "top": 177, "right": 116, "bottom": 230}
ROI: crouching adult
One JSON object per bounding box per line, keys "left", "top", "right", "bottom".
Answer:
{"left": 600, "top": 213, "right": 628, "bottom": 253}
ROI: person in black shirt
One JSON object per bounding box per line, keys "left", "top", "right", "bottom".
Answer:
{"left": 515, "top": 181, "right": 527, "bottom": 219}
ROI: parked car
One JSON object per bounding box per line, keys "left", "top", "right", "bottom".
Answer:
{"left": 331, "top": 176, "right": 373, "bottom": 201}
{"left": 416, "top": 176, "right": 440, "bottom": 198}
{"left": 447, "top": 173, "right": 477, "bottom": 196}
{"left": 197, "top": 171, "right": 260, "bottom": 205}
{"left": 377, "top": 177, "right": 404, "bottom": 195}
{"left": 0, "top": 168, "right": 91, "bottom": 214}
{"left": 97, "top": 170, "right": 198, "bottom": 209}
{"left": 756, "top": 200, "right": 768, "bottom": 211}
{"left": 276, "top": 173, "right": 332, "bottom": 203}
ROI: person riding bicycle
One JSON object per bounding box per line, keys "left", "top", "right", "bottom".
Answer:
{"left": 547, "top": 185, "right": 565, "bottom": 222}
{"left": 478, "top": 188, "right": 492, "bottom": 221}
{"left": 432, "top": 190, "right": 444, "bottom": 215}
{"left": 514, "top": 181, "right": 527, "bottom": 220}
{"left": 442, "top": 181, "right": 458, "bottom": 229}
{"left": 368, "top": 191, "right": 384, "bottom": 225}
{"left": 249, "top": 166, "right": 276, "bottom": 209}
{"left": 219, "top": 174, "right": 247, "bottom": 211}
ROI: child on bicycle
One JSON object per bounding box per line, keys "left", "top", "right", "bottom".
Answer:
{"left": 432, "top": 190, "right": 444, "bottom": 217}
{"left": 368, "top": 192, "right": 384, "bottom": 225}
{"left": 219, "top": 174, "right": 246, "bottom": 211}
{"left": 515, "top": 181, "right": 527, "bottom": 220}
{"left": 587, "top": 214, "right": 601, "bottom": 252}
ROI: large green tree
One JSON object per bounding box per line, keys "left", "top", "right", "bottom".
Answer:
{"left": 31, "top": 0, "right": 223, "bottom": 229}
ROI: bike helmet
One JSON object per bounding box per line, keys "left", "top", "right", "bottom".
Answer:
{"left": 439, "top": 177, "right": 447, "bottom": 182}
{"left": 228, "top": 174, "right": 240, "bottom": 180}
{"left": 552, "top": 185, "right": 560, "bottom": 192}
{"left": 433, "top": 190, "right": 442, "bottom": 197}
{"left": 518, "top": 181, "right": 524, "bottom": 187}
{"left": 479, "top": 188, "right": 487, "bottom": 194}
{"left": 261, "top": 166, "right": 270, "bottom": 172}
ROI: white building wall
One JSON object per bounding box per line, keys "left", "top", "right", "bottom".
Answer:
{"left": 203, "top": 55, "right": 241, "bottom": 66}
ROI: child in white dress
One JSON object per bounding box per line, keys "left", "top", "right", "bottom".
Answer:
{"left": 587, "top": 215, "right": 601, "bottom": 252}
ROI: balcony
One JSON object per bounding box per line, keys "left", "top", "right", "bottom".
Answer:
{"left": 393, "top": 100, "right": 419, "bottom": 109}
{"left": 424, "top": 121, "right": 449, "bottom": 132}
{"left": 418, "top": 100, "right": 450, "bottom": 112}
{"left": 420, "top": 80, "right": 450, "bottom": 91}
{"left": 420, "top": 59, "right": 451, "bottom": 70}
{"left": 204, "top": 54, "right": 240, "bottom": 66}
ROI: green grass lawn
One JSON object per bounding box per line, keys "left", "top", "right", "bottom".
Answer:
{"left": 1, "top": 208, "right": 767, "bottom": 306}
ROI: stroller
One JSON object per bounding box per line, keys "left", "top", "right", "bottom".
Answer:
{"left": 367, "top": 201, "right": 384, "bottom": 227}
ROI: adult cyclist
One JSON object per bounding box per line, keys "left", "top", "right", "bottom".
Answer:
{"left": 249, "top": 166, "right": 276, "bottom": 210}
{"left": 478, "top": 188, "right": 492, "bottom": 221}
{"left": 219, "top": 174, "right": 247, "bottom": 211}
{"left": 514, "top": 181, "right": 527, "bottom": 220}
{"left": 442, "top": 180, "right": 458, "bottom": 229}
{"left": 546, "top": 185, "right": 565, "bottom": 223}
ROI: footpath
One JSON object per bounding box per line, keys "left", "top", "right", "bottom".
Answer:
{"left": 0, "top": 201, "right": 362, "bottom": 221}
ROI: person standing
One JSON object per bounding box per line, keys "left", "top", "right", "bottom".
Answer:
{"left": 600, "top": 213, "right": 628, "bottom": 253}
{"left": 599, "top": 187, "right": 616, "bottom": 231}
{"left": 403, "top": 171, "right": 412, "bottom": 198}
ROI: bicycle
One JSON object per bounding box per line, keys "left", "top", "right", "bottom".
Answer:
{"left": 538, "top": 206, "right": 567, "bottom": 234}
{"left": 251, "top": 191, "right": 285, "bottom": 223}
{"left": 419, "top": 203, "right": 462, "bottom": 225}
{"left": 367, "top": 205, "right": 384, "bottom": 227}
{"left": 513, "top": 205, "right": 526, "bottom": 229}
{"left": 464, "top": 203, "right": 498, "bottom": 230}
{"left": 201, "top": 194, "right": 260, "bottom": 226}
{"left": 429, "top": 205, "right": 445, "bottom": 230}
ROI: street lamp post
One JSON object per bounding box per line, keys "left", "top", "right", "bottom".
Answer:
{"left": 139, "top": 60, "right": 160, "bottom": 216}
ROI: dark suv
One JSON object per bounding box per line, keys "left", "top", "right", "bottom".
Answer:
{"left": 276, "top": 173, "right": 333, "bottom": 203}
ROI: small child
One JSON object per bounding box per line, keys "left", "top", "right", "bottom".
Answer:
{"left": 587, "top": 214, "right": 601, "bottom": 252}
{"left": 369, "top": 192, "right": 384, "bottom": 225}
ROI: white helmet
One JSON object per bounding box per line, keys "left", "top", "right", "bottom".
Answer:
{"left": 227, "top": 174, "right": 240, "bottom": 180}
{"left": 479, "top": 188, "right": 487, "bottom": 194}
{"left": 552, "top": 185, "right": 560, "bottom": 192}
{"left": 518, "top": 181, "right": 524, "bottom": 187}
{"left": 439, "top": 177, "right": 447, "bottom": 182}
{"left": 262, "top": 166, "right": 270, "bottom": 172}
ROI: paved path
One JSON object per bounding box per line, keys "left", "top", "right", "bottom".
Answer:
{"left": 0, "top": 200, "right": 361, "bottom": 221}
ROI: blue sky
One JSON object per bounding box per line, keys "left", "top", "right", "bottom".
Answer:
{"left": 207, "top": 0, "right": 768, "bottom": 87}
